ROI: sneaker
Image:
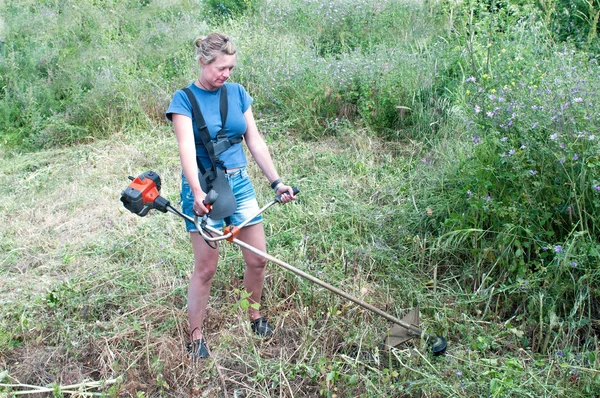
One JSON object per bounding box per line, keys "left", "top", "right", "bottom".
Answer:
{"left": 187, "top": 338, "right": 209, "bottom": 359}
{"left": 251, "top": 317, "right": 274, "bottom": 338}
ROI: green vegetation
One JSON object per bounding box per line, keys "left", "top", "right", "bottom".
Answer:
{"left": 1, "top": 0, "right": 599, "bottom": 396}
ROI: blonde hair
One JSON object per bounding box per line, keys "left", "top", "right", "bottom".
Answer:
{"left": 194, "top": 33, "right": 236, "bottom": 64}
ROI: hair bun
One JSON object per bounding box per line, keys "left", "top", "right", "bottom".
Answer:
{"left": 194, "top": 36, "right": 206, "bottom": 48}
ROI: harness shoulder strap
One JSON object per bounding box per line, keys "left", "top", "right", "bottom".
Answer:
{"left": 182, "top": 85, "right": 241, "bottom": 170}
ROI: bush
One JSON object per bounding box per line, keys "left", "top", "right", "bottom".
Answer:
{"left": 205, "top": 0, "right": 257, "bottom": 19}
{"left": 234, "top": 0, "right": 453, "bottom": 140}
{"left": 0, "top": 0, "right": 201, "bottom": 150}
{"left": 417, "top": 3, "right": 600, "bottom": 351}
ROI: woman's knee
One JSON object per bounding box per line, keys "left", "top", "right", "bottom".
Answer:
{"left": 246, "top": 254, "right": 267, "bottom": 271}
{"left": 193, "top": 259, "right": 218, "bottom": 283}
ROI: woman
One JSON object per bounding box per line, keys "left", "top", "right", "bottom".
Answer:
{"left": 166, "top": 33, "right": 296, "bottom": 359}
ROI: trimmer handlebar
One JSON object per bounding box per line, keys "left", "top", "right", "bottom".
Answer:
{"left": 275, "top": 187, "right": 300, "bottom": 203}
{"left": 120, "top": 171, "right": 299, "bottom": 240}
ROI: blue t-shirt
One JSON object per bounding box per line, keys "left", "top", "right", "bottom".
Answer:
{"left": 166, "top": 82, "right": 253, "bottom": 171}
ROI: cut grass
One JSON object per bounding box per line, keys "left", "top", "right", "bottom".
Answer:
{"left": 2, "top": 126, "right": 599, "bottom": 396}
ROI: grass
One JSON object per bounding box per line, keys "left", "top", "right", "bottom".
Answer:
{"left": 1, "top": 0, "right": 600, "bottom": 396}
{"left": 2, "top": 127, "right": 599, "bottom": 396}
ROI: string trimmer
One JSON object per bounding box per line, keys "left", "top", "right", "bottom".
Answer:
{"left": 120, "top": 171, "right": 448, "bottom": 355}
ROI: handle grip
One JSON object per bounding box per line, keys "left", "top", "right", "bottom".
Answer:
{"left": 275, "top": 187, "right": 300, "bottom": 203}
{"left": 203, "top": 189, "right": 219, "bottom": 211}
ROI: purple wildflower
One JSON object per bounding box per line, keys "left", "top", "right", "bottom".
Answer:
{"left": 554, "top": 245, "right": 563, "bottom": 253}
{"left": 530, "top": 170, "right": 537, "bottom": 175}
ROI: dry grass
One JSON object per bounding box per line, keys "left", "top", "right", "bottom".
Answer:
{"left": 2, "top": 128, "right": 597, "bottom": 397}
{"left": 1, "top": 128, "right": 409, "bottom": 397}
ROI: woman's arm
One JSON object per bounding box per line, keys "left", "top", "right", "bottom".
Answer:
{"left": 243, "top": 106, "right": 296, "bottom": 202}
{"left": 172, "top": 113, "right": 209, "bottom": 214}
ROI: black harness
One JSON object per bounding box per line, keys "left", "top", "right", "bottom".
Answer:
{"left": 182, "top": 86, "right": 242, "bottom": 180}
{"left": 182, "top": 85, "right": 241, "bottom": 219}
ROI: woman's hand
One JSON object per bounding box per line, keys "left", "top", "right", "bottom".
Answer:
{"left": 193, "top": 194, "right": 210, "bottom": 216}
{"left": 275, "top": 184, "right": 297, "bottom": 204}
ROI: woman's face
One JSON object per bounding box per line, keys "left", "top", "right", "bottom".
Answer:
{"left": 200, "top": 53, "right": 236, "bottom": 90}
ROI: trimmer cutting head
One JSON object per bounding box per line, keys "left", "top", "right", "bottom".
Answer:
{"left": 384, "top": 307, "right": 447, "bottom": 356}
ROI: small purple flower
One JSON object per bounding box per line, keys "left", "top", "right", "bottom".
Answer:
{"left": 550, "top": 133, "right": 558, "bottom": 140}
{"left": 532, "top": 122, "right": 539, "bottom": 129}
{"left": 530, "top": 170, "right": 537, "bottom": 175}
{"left": 554, "top": 245, "right": 563, "bottom": 253}
{"left": 466, "top": 76, "right": 476, "bottom": 83}
{"left": 573, "top": 154, "right": 579, "bottom": 161}
{"left": 474, "top": 105, "right": 481, "bottom": 113}
{"left": 571, "top": 262, "right": 577, "bottom": 268}
{"left": 559, "top": 157, "right": 566, "bottom": 164}
{"left": 573, "top": 97, "right": 583, "bottom": 103}
{"left": 501, "top": 136, "right": 508, "bottom": 142}
{"left": 487, "top": 111, "right": 495, "bottom": 118}
{"left": 509, "top": 149, "right": 516, "bottom": 156}
{"left": 486, "top": 194, "right": 492, "bottom": 202}
{"left": 594, "top": 185, "right": 600, "bottom": 191}
{"left": 472, "top": 135, "right": 481, "bottom": 144}
{"left": 467, "top": 190, "right": 472, "bottom": 195}
{"left": 456, "top": 370, "right": 463, "bottom": 377}
{"left": 489, "top": 94, "right": 496, "bottom": 100}
{"left": 520, "top": 144, "right": 527, "bottom": 150}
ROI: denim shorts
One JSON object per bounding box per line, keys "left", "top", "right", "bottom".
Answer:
{"left": 180, "top": 167, "right": 262, "bottom": 232}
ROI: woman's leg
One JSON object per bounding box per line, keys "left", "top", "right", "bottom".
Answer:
{"left": 188, "top": 232, "right": 220, "bottom": 341}
{"left": 237, "top": 222, "right": 268, "bottom": 321}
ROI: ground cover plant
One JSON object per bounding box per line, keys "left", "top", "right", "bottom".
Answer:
{"left": 1, "top": 0, "right": 599, "bottom": 396}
